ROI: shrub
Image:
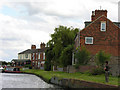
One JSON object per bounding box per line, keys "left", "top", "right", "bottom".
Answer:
{"left": 91, "top": 67, "right": 105, "bottom": 75}
{"left": 24, "top": 64, "right": 31, "bottom": 68}
{"left": 44, "top": 60, "right": 51, "bottom": 71}
{"left": 75, "top": 46, "right": 91, "bottom": 65}
{"left": 74, "top": 64, "right": 79, "bottom": 69}
{"left": 95, "top": 50, "right": 111, "bottom": 68}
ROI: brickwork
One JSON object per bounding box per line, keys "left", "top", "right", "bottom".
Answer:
{"left": 31, "top": 43, "right": 46, "bottom": 69}
{"left": 80, "top": 13, "right": 119, "bottom": 56}
{"left": 62, "top": 65, "right": 96, "bottom": 73}
{"left": 91, "top": 10, "right": 107, "bottom": 21}
{"left": 31, "top": 45, "right": 36, "bottom": 49}
{"left": 74, "top": 10, "right": 120, "bottom": 76}
{"left": 31, "top": 52, "right": 46, "bottom": 68}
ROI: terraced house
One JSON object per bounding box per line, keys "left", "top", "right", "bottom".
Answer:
{"left": 13, "top": 43, "right": 46, "bottom": 69}
{"left": 31, "top": 43, "right": 46, "bottom": 69}
{"left": 73, "top": 9, "right": 120, "bottom": 76}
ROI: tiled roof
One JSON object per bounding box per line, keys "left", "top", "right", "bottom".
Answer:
{"left": 18, "top": 49, "right": 32, "bottom": 54}
{"left": 11, "top": 59, "right": 31, "bottom": 62}
{"left": 18, "top": 47, "right": 47, "bottom": 54}
{"left": 84, "top": 21, "right": 120, "bottom": 27}
{"left": 113, "top": 22, "right": 120, "bottom": 27}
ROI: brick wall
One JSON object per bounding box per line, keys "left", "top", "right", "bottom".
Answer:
{"left": 63, "top": 65, "right": 96, "bottom": 73}
{"left": 91, "top": 10, "right": 107, "bottom": 21}
{"left": 80, "top": 16, "right": 119, "bottom": 56}
{"left": 77, "top": 10, "right": 120, "bottom": 76}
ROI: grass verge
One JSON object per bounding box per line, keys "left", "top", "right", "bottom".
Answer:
{"left": 22, "top": 69, "right": 119, "bottom": 86}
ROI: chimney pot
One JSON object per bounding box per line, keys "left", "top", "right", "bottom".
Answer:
{"left": 40, "top": 42, "right": 45, "bottom": 49}
{"left": 31, "top": 45, "right": 36, "bottom": 49}
{"left": 91, "top": 10, "right": 107, "bottom": 21}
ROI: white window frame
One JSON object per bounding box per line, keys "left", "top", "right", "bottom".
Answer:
{"left": 33, "top": 53, "right": 35, "bottom": 60}
{"left": 41, "top": 61, "right": 45, "bottom": 64}
{"left": 85, "top": 37, "right": 93, "bottom": 44}
{"left": 38, "top": 53, "right": 41, "bottom": 60}
{"left": 43, "top": 52, "right": 45, "bottom": 60}
{"left": 38, "top": 62, "right": 40, "bottom": 67}
{"left": 101, "top": 21, "right": 106, "bottom": 31}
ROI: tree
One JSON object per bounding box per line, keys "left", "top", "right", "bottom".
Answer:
{"left": 45, "top": 25, "right": 79, "bottom": 70}
{"left": 60, "top": 45, "right": 73, "bottom": 67}
{"left": 95, "top": 50, "right": 111, "bottom": 68}
{"left": 44, "top": 44, "right": 54, "bottom": 71}
{"left": 2, "top": 61, "right": 8, "bottom": 65}
{"left": 75, "top": 46, "right": 90, "bottom": 65}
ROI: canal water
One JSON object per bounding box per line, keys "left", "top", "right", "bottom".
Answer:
{"left": 0, "top": 73, "right": 62, "bottom": 89}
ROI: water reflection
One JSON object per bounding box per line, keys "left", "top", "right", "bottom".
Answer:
{"left": 1, "top": 73, "right": 61, "bottom": 89}
{"left": 0, "top": 73, "right": 2, "bottom": 90}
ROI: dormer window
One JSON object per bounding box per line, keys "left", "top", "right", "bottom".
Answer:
{"left": 101, "top": 21, "right": 106, "bottom": 31}
{"left": 119, "top": 24, "right": 120, "bottom": 28}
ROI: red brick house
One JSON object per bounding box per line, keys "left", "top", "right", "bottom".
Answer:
{"left": 16, "top": 43, "right": 46, "bottom": 69}
{"left": 73, "top": 10, "right": 120, "bottom": 76}
{"left": 31, "top": 43, "right": 46, "bottom": 69}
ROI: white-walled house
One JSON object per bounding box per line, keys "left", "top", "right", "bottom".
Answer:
{"left": 13, "top": 42, "right": 47, "bottom": 69}
{"left": 18, "top": 49, "right": 32, "bottom": 60}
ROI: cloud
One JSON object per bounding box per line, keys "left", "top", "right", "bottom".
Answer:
{"left": 0, "top": 13, "right": 51, "bottom": 60}
{"left": 0, "top": 0, "right": 118, "bottom": 61}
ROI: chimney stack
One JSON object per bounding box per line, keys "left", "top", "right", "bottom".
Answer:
{"left": 40, "top": 42, "right": 45, "bottom": 49}
{"left": 31, "top": 45, "right": 36, "bottom": 49}
{"left": 91, "top": 10, "right": 107, "bottom": 21}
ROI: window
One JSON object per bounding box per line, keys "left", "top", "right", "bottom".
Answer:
{"left": 36, "top": 53, "right": 38, "bottom": 60}
{"left": 33, "top": 53, "right": 35, "bottom": 60}
{"left": 32, "top": 61, "right": 34, "bottom": 66}
{"left": 85, "top": 37, "right": 93, "bottom": 44}
{"left": 101, "top": 21, "right": 106, "bottom": 31}
{"left": 41, "top": 61, "right": 45, "bottom": 64}
{"left": 43, "top": 53, "right": 45, "bottom": 60}
{"left": 38, "top": 62, "right": 40, "bottom": 67}
{"left": 38, "top": 53, "right": 41, "bottom": 60}
{"left": 25, "top": 54, "right": 28, "bottom": 58}
{"left": 20, "top": 55, "right": 22, "bottom": 59}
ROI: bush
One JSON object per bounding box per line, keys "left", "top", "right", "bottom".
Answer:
{"left": 95, "top": 50, "right": 111, "bottom": 67}
{"left": 44, "top": 60, "right": 51, "bottom": 71}
{"left": 75, "top": 46, "right": 90, "bottom": 65}
{"left": 24, "top": 64, "right": 31, "bottom": 68}
{"left": 74, "top": 64, "right": 79, "bottom": 69}
{"left": 91, "top": 67, "right": 105, "bottom": 75}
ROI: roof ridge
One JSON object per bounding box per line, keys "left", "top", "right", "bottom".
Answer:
{"left": 80, "top": 15, "right": 119, "bottom": 32}
{"left": 83, "top": 15, "right": 105, "bottom": 29}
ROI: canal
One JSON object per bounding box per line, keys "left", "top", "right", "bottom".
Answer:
{"left": 0, "top": 73, "right": 62, "bottom": 89}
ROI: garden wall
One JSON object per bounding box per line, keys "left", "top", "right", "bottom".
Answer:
{"left": 63, "top": 65, "right": 96, "bottom": 73}
{"left": 54, "top": 56, "right": 120, "bottom": 76}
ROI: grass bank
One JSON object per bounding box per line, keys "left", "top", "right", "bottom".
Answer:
{"left": 22, "top": 69, "right": 119, "bottom": 86}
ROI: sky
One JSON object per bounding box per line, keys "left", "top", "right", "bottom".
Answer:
{"left": 0, "top": 0, "right": 119, "bottom": 62}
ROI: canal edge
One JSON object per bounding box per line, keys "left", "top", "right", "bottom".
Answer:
{"left": 20, "top": 72, "right": 119, "bottom": 88}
